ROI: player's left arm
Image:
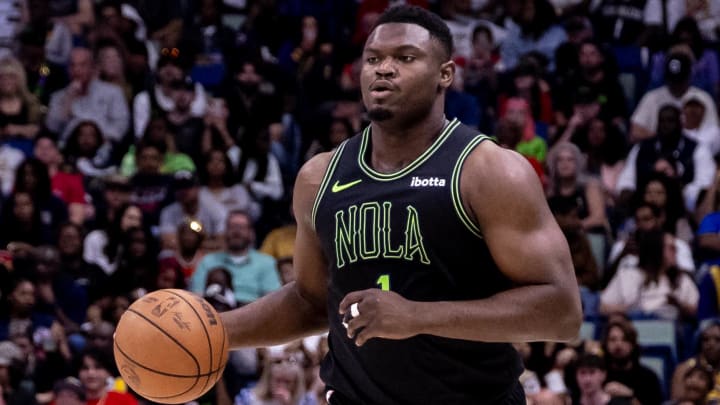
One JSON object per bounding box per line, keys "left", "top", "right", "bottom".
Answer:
{"left": 342, "top": 143, "right": 582, "bottom": 345}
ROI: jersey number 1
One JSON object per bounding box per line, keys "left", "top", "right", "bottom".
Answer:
{"left": 376, "top": 274, "right": 390, "bottom": 291}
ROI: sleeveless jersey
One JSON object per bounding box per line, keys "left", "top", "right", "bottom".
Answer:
{"left": 313, "top": 119, "right": 523, "bottom": 404}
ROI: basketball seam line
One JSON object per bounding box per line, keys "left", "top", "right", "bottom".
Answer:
{"left": 115, "top": 341, "right": 227, "bottom": 378}
{"left": 125, "top": 308, "right": 202, "bottom": 376}
{"left": 165, "top": 290, "right": 215, "bottom": 395}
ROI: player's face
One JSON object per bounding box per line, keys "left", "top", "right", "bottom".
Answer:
{"left": 361, "top": 23, "right": 450, "bottom": 123}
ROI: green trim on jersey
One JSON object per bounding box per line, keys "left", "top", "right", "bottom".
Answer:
{"left": 358, "top": 118, "right": 460, "bottom": 181}
{"left": 311, "top": 141, "right": 348, "bottom": 231}
{"left": 451, "top": 134, "right": 494, "bottom": 238}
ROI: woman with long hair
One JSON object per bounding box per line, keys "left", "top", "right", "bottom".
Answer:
{"left": 13, "top": 157, "right": 68, "bottom": 233}
{"left": 199, "top": 148, "right": 260, "bottom": 221}
{"left": 600, "top": 229, "right": 698, "bottom": 320}
{"left": 0, "top": 56, "right": 43, "bottom": 142}
{"left": 82, "top": 203, "right": 143, "bottom": 275}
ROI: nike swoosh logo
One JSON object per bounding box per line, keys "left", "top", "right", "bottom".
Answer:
{"left": 331, "top": 179, "right": 362, "bottom": 193}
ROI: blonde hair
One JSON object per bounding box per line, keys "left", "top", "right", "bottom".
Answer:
{"left": 0, "top": 56, "right": 43, "bottom": 122}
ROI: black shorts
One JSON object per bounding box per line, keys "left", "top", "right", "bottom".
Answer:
{"left": 326, "top": 381, "right": 526, "bottom": 405}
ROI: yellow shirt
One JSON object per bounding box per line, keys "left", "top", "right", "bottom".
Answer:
{"left": 260, "top": 224, "right": 296, "bottom": 260}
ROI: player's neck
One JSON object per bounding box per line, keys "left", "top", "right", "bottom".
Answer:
{"left": 369, "top": 108, "right": 447, "bottom": 174}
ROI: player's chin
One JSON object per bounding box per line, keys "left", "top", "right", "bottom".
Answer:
{"left": 367, "top": 107, "right": 394, "bottom": 121}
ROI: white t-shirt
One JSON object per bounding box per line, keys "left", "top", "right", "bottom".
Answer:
{"left": 631, "top": 86, "right": 719, "bottom": 134}
{"left": 609, "top": 237, "right": 695, "bottom": 273}
{"left": 601, "top": 266, "right": 699, "bottom": 319}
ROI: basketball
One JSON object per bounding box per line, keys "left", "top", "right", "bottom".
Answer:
{"left": 113, "top": 289, "right": 229, "bottom": 404}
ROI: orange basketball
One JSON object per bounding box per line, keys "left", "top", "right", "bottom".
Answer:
{"left": 113, "top": 289, "right": 229, "bottom": 404}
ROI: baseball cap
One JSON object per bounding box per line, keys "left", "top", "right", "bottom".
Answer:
{"left": 53, "top": 377, "right": 86, "bottom": 401}
{"left": 173, "top": 170, "right": 199, "bottom": 189}
{"left": 665, "top": 53, "right": 692, "bottom": 83}
{"left": 0, "top": 341, "right": 22, "bottom": 367}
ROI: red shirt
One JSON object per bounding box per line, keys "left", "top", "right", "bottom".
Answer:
{"left": 52, "top": 171, "right": 85, "bottom": 204}
{"left": 86, "top": 391, "right": 139, "bottom": 405}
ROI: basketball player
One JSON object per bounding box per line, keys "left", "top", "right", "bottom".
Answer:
{"left": 220, "top": 6, "right": 582, "bottom": 404}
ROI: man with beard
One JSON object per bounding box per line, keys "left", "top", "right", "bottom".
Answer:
{"left": 221, "top": 60, "right": 283, "bottom": 143}
{"left": 601, "top": 320, "right": 663, "bottom": 405}
{"left": 190, "top": 210, "right": 280, "bottom": 306}
{"left": 671, "top": 320, "right": 720, "bottom": 400}
{"left": 556, "top": 40, "right": 628, "bottom": 129}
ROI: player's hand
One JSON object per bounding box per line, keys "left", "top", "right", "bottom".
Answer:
{"left": 339, "top": 289, "right": 419, "bottom": 346}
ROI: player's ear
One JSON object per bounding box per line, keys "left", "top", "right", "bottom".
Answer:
{"left": 439, "top": 60, "right": 455, "bottom": 90}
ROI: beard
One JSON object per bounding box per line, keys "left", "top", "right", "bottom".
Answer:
{"left": 367, "top": 107, "right": 394, "bottom": 122}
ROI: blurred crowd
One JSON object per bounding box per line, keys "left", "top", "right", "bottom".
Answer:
{"left": 1, "top": 0, "right": 720, "bottom": 404}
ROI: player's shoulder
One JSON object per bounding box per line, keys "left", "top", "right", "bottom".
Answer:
{"left": 293, "top": 150, "right": 340, "bottom": 226}
{"left": 296, "top": 150, "right": 336, "bottom": 186}
{"left": 462, "top": 141, "right": 539, "bottom": 188}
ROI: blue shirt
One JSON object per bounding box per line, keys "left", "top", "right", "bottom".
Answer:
{"left": 191, "top": 250, "right": 281, "bottom": 304}
{"left": 699, "top": 212, "right": 720, "bottom": 265}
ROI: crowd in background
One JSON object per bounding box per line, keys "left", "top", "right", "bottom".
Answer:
{"left": 1, "top": 0, "right": 720, "bottom": 404}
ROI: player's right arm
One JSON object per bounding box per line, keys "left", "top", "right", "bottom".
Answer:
{"left": 220, "top": 152, "right": 333, "bottom": 349}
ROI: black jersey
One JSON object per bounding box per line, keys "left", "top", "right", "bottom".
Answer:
{"left": 313, "top": 119, "right": 523, "bottom": 404}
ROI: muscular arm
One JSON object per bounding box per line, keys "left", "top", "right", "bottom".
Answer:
{"left": 409, "top": 144, "right": 581, "bottom": 342}
{"left": 220, "top": 153, "right": 332, "bottom": 349}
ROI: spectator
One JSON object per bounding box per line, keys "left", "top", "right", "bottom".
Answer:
{"left": 45, "top": 47, "right": 129, "bottom": 145}
{"left": 145, "top": 256, "right": 186, "bottom": 293}
{"left": 76, "top": 348, "right": 138, "bottom": 405}
{"left": 198, "top": 149, "right": 260, "bottom": 221}
{"left": 159, "top": 170, "right": 227, "bottom": 251}
{"left": 495, "top": 118, "right": 545, "bottom": 184}
{"left": 56, "top": 223, "right": 107, "bottom": 307}
{"left": 132, "top": 55, "right": 207, "bottom": 139}
{"left": 220, "top": 60, "right": 283, "bottom": 144}
{"left": 573, "top": 353, "right": 632, "bottom": 405}
{"left": 589, "top": 0, "right": 673, "bottom": 47}
{"left": 62, "top": 120, "right": 115, "bottom": 179}
{"left": 498, "top": 61, "right": 554, "bottom": 131}
{"left": 682, "top": 97, "right": 720, "bottom": 156}
{"left": 235, "top": 343, "right": 317, "bottom": 405}
{"left": 499, "top": 0, "right": 567, "bottom": 71}
{"left": 500, "top": 97, "right": 548, "bottom": 164}
{"left": 83, "top": 203, "right": 143, "bottom": 276}
{"left": 120, "top": 115, "right": 195, "bottom": 177}
{"left": 463, "top": 24, "right": 499, "bottom": 134}
{"left": 0, "top": 277, "right": 54, "bottom": 342}
{"left": 33, "top": 134, "right": 86, "bottom": 225}
{"left": 630, "top": 52, "right": 718, "bottom": 143}
{"left": 128, "top": 142, "right": 173, "bottom": 228}
{"left": 648, "top": 17, "right": 720, "bottom": 99}
{"left": 106, "top": 226, "right": 156, "bottom": 299}
{"left": 671, "top": 319, "right": 720, "bottom": 400}
{"left": 600, "top": 229, "right": 698, "bottom": 320}
{"left": 87, "top": 175, "right": 131, "bottom": 233}
{"left": 234, "top": 127, "right": 285, "bottom": 203}
{"left": 165, "top": 76, "right": 206, "bottom": 163}
{"left": 304, "top": 118, "right": 353, "bottom": 162}
{"left": 94, "top": 40, "right": 132, "bottom": 104}
{"left": 0, "top": 340, "right": 36, "bottom": 405}
{"left": 159, "top": 219, "right": 206, "bottom": 282}
{"left": 190, "top": 210, "right": 280, "bottom": 305}
{"left": 607, "top": 202, "right": 695, "bottom": 286}
{"left": 636, "top": 172, "right": 694, "bottom": 244}
{"left": 52, "top": 377, "right": 85, "bottom": 405}
{"left": 15, "top": 157, "right": 69, "bottom": 229}
{"left": 618, "top": 105, "right": 716, "bottom": 213}
{"left": 0, "top": 56, "right": 43, "bottom": 146}
{"left": 599, "top": 320, "right": 664, "bottom": 405}
{"left": 0, "top": 191, "right": 56, "bottom": 247}
{"left": 556, "top": 40, "right": 628, "bottom": 129}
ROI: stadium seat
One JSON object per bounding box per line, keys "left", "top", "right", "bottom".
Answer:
{"left": 632, "top": 319, "right": 677, "bottom": 362}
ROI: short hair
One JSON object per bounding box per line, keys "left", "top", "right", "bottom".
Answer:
{"left": 372, "top": 5, "right": 453, "bottom": 61}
